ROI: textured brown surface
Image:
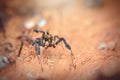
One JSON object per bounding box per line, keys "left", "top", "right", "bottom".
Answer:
{"left": 0, "top": 0, "right": 120, "bottom": 80}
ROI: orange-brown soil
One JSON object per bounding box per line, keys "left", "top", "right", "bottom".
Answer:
{"left": 0, "top": 0, "right": 120, "bottom": 80}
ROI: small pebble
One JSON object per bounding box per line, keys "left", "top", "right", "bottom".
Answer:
{"left": 2, "top": 56, "right": 9, "bottom": 64}
{"left": 0, "top": 56, "right": 9, "bottom": 68}
{"left": 24, "top": 19, "right": 47, "bottom": 29}
{"left": 24, "top": 21, "right": 35, "bottom": 29}
{"left": 37, "top": 19, "right": 47, "bottom": 27}
{"left": 98, "top": 42, "right": 107, "bottom": 50}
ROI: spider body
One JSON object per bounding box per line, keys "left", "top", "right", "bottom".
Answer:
{"left": 32, "top": 29, "right": 75, "bottom": 70}
{"left": 32, "top": 29, "right": 73, "bottom": 56}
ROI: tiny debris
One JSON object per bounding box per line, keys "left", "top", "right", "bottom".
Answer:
{"left": 17, "top": 41, "right": 23, "bottom": 57}
{"left": 2, "top": 56, "right": 9, "bottom": 64}
{"left": 24, "top": 20, "right": 35, "bottom": 29}
{"left": 37, "top": 19, "right": 47, "bottom": 28}
{"left": 98, "top": 42, "right": 107, "bottom": 50}
{"left": 24, "top": 19, "right": 47, "bottom": 29}
{"left": 98, "top": 41, "right": 116, "bottom": 51}
{"left": 27, "top": 72, "right": 35, "bottom": 80}
{"left": 0, "top": 56, "right": 9, "bottom": 68}
{"left": 24, "top": 12, "right": 47, "bottom": 29}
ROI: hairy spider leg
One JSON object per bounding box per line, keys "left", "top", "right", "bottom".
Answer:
{"left": 55, "top": 37, "right": 72, "bottom": 54}
{"left": 33, "top": 29, "right": 45, "bottom": 34}
{"left": 54, "top": 36, "right": 76, "bottom": 68}
{"left": 32, "top": 39, "right": 43, "bottom": 72}
{"left": 54, "top": 35, "right": 64, "bottom": 49}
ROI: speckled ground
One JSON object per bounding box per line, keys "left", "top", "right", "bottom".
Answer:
{"left": 0, "top": 0, "right": 120, "bottom": 80}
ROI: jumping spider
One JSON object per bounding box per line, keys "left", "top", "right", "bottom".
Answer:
{"left": 32, "top": 29, "right": 75, "bottom": 69}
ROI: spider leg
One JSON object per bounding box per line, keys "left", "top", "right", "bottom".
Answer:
{"left": 55, "top": 37, "right": 72, "bottom": 54}
{"left": 35, "top": 44, "right": 40, "bottom": 55}
{"left": 54, "top": 35, "right": 59, "bottom": 41}
{"left": 53, "top": 35, "right": 59, "bottom": 47}
{"left": 55, "top": 37, "right": 76, "bottom": 69}
{"left": 54, "top": 35, "right": 64, "bottom": 49}
{"left": 33, "top": 29, "right": 45, "bottom": 34}
{"left": 33, "top": 43, "right": 43, "bottom": 72}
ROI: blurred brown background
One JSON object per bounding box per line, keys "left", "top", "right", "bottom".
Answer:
{"left": 0, "top": 0, "right": 120, "bottom": 80}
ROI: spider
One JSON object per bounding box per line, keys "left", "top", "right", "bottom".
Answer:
{"left": 32, "top": 29, "right": 75, "bottom": 70}
{"left": 32, "top": 29, "right": 73, "bottom": 55}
